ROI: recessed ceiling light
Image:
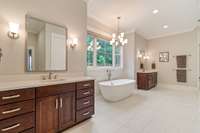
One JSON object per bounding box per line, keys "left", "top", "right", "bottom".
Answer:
{"left": 152, "top": 9, "right": 159, "bottom": 14}
{"left": 163, "top": 25, "right": 169, "bottom": 29}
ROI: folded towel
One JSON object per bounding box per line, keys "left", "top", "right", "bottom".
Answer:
{"left": 176, "top": 55, "right": 187, "bottom": 68}
{"left": 176, "top": 70, "right": 187, "bottom": 83}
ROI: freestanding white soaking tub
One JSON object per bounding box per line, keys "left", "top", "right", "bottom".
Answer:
{"left": 98, "top": 79, "right": 136, "bottom": 102}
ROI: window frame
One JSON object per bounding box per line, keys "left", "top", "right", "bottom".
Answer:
{"left": 87, "top": 31, "right": 123, "bottom": 70}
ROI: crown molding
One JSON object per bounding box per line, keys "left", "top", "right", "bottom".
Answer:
{"left": 145, "top": 27, "right": 196, "bottom": 40}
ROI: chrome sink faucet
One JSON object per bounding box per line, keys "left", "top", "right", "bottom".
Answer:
{"left": 106, "top": 69, "right": 112, "bottom": 80}
{"left": 48, "top": 72, "right": 54, "bottom": 80}
{"left": 41, "top": 72, "right": 57, "bottom": 80}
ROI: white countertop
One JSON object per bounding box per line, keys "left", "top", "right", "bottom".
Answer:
{"left": 0, "top": 77, "right": 95, "bottom": 91}
{"left": 137, "top": 70, "right": 158, "bottom": 73}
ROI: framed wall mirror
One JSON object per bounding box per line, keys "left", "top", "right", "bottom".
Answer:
{"left": 25, "top": 15, "right": 68, "bottom": 72}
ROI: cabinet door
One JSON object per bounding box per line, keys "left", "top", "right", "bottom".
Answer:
{"left": 59, "top": 92, "right": 75, "bottom": 131}
{"left": 36, "top": 96, "right": 59, "bottom": 133}
{"left": 148, "top": 74, "right": 154, "bottom": 88}
{"left": 137, "top": 73, "right": 148, "bottom": 89}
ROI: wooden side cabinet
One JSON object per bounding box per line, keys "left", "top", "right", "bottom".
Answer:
{"left": 137, "top": 72, "right": 157, "bottom": 90}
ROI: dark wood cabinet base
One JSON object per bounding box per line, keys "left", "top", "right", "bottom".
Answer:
{"left": 137, "top": 72, "right": 157, "bottom": 90}
{"left": 0, "top": 80, "right": 95, "bottom": 133}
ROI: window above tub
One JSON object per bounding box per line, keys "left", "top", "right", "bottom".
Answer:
{"left": 86, "top": 31, "right": 123, "bottom": 70}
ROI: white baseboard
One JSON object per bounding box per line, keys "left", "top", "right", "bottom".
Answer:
{"left": 157, "top": 83, "right": 198, "bottom": 91}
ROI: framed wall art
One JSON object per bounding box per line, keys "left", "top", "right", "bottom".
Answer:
{"left": 159, "top": 52, "right": 169, "bottom": 62}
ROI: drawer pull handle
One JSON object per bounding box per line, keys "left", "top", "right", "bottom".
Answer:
{"left": 2, "top": 95, "right": 20, "bottom": 100}
{"left": 83, "top": 91, "right": 90, "bottom": 95}
{"left": 82, "top": 112, "right": 90, "bottom": 116}
{"left": 60, "top": 98, "right": 63, "bottom": 108}
{"left": 83, "top": 101, "right": 90, "bottom": 105}
{"left": 1, "top": 123, "right": 20, "bottom": 132}
{"left": 55, "top": 98, "right": 58, "bottom": 109}
{"left": 2, "top": 108, "right": 21, "bottom": 114}
{"left": 83, "top": 83, "right": 90, "bottom": 87}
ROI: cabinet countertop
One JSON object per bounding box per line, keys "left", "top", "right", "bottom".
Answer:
{"left": 137, "top": 70, "right": 158, "bottom": 73}
{"left": 0, "top": 77, "right": 95, "bottom": 92}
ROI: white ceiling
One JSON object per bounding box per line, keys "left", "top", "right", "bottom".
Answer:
{"left": 86, "top": 0, "right": 200, "bottom": 39}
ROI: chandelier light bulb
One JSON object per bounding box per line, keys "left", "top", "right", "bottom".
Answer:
{"left": 120, "top": 32, "right": 124, "bottom": 38}
{"left": 112, "top": 33, "right": 116, "bottom": 38}
{"left": 116, "top": 41, "right": 119, "bottom": 46}
{"left": 120, "top": 38, "right": 123, "bottom": 43}
{"left": 124, "top": 39, "right": 128, "bottom": 44}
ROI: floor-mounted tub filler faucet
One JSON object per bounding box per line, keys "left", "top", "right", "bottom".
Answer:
{"left": 106, "top": 69, "right": 112, "bottom": 80}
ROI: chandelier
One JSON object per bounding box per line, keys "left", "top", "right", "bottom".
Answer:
{"left": 110, "top": 17, "right": 128, "bottom": 46}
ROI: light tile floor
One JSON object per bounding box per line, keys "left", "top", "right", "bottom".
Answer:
{"left": 63, "top": 87, "right": 200, "bottom": 133}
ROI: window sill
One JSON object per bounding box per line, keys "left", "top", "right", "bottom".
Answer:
{"left": 87, "top": 66, "right": 123, "bottom": 71}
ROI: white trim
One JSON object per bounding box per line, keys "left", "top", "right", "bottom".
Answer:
{"left": 87, "top": 66, "right": 123, "bottom": 71}
{"left": 87, "top": 25, "right": 112, "bottom": 38}
{"left": 120, "top": 46, "right": 124, "bottom": 68}
{"left": 146, "top": 28, "right": 195, "bottom": 40}
{"left": 112, "top": 45, "right": 116, "bottom": 67}
{"left": 197, "top": 27, "right": 200, "bottom": 89}
{"left": 93, "top": 38, "right": 97, "bottom": 67}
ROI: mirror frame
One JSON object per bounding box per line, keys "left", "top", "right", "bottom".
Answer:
{"left": 25, "top": 15, "right": 68, "bottom": 72}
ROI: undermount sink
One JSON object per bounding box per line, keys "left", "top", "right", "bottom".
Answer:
{"left": 41, "top": 78, "right": 65, "bottom": 82}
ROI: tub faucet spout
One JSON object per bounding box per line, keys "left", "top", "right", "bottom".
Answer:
{"left": 106, "top": 69, "right": 112, "bottom": 80}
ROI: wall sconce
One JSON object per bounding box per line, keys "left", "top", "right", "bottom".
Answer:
{"left": 8, "top": 22, "right": 20, "bottom": 39}
{"left": 137, "top": 49, "right": 145, "bottom": 59}
{"left": 68, "top": 38, "right": 78, "bottom": 49}
{"left": 143, "top": 55, "right": 150, "bottom": 60}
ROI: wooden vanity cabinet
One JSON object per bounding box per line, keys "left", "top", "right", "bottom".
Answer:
{"left": 0, "top": 80, "right": 95, "bottom": 133}
{"left": 36, "top": 96, "right": 59, "bottom": 133}
{"left": 59, "top": 92, "right": 75, "bottom": 131}
{"left": 76, "top": 81, "right": 94, "bottom": 123}
{"left": 0, "top": 88, "right": 35, "bottom": 133}
{"left": 36, "top": 80, "right": 95, "bottom": 133}
{"left": 36, "top": 83, "right": 76, "bottom": 133}
{"left": 137, "top": 72, "right": 157, "bottom": 90}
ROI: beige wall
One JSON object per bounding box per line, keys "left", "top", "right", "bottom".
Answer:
{"left": 135, "top": 33, "right": 148, "bottom": 74}
{"left": 0, "top": 0, "right": 87, "bottom": 75}
{"left": 147, "top": 30, "right": 198, "bottom": 87}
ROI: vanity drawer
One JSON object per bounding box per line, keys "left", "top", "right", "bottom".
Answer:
{"left": 36, "top": 83, "right": 75, "bottom": 98}
{"left": 77, "top": 80, "right": 94, "bottom": 90}
{"left": 76, "top": 88, "right": 94, "bottom": 99}
{"left": 76, "top": 96, "right": 94, "bottom": 110}
{"left": 0, "top": 112, "right": 35, "bottom": 133}
{"left": 0, "top": 100, "right": 35, "bottom": 120}
{"left": 76, "top": 107, "right": 94, "bottom": 123}
{"left": 0, "top": 88, "right": 35, "bottom": 106}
